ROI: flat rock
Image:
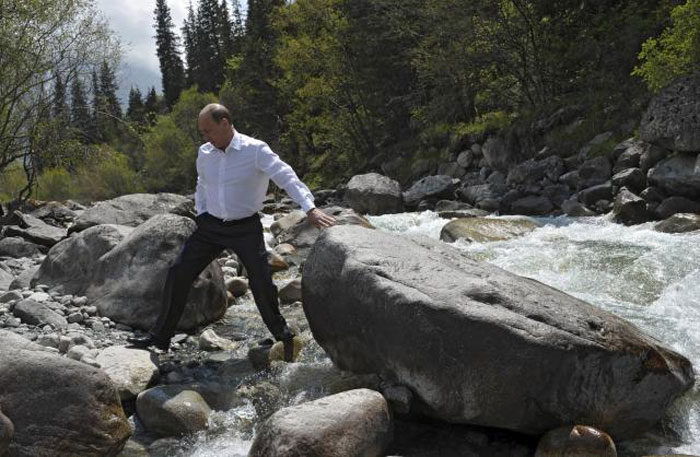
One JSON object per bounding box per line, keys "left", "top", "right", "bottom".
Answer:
{"left": 302, "top": 225, "right": 694, "bottom": 438}
{"left": 0, "top": 237, "right": 44, "bottom": 258}
{"left": 654, "top": 213, "right": 700, "bottom": 233}
{"left": 440, "top": 217, "right": 539, "bottom": 243}
{"left": 249, "top": 389, "right": 392, "bottom": 457}
{"left": 95, "top": 346, "right": 159, "bottom": 401}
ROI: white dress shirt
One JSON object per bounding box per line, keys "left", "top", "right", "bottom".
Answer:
{"left": 194, "top": 131, "right": 315, "bottom": 220}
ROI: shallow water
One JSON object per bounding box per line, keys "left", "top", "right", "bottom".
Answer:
{"left": 368, "top": 211, "right": 700, "bottom": 455}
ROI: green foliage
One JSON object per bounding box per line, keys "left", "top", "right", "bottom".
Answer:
{"left": 36, "top": 168, "right": 73, "bottom": 201}
{"left": 141, "top": 87, "right": 216, "bottom": 193}
{"left": 73, "top": 148, "right": 143, "bottom": 201}
{"left": 633, "top": 0, "right": 700, "bottom": 91}
{"left": 0, "top": 162, "right": 28, "bottom": 203}
{"left": 453, "top": 111, "right": 515, "bottom": 138}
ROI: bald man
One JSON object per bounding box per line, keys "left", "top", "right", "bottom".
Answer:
{"left": 128, "top": 103, "right": 335, "bottom": 356}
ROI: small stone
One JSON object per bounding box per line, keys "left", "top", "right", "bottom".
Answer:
{"left": 269, "top": 336, "right": 304, "bottom": 363}
{"left": 36, "top": 333, "right": 60, "bottom": 349}
{"left": 27, "top": 292, "right": 50, "bottom": 302}
{"left": 82, "top": 305, "right": 97, "bottom": 315}
{"left": 72, "top": 296, "right": 89, "bottom": 306}
{"left": 535, "top": 425, "right": 616, "bottom": 457}
{"left": 66, "top": 312, "right": 84, "bottom": 324}
{"left": 66, "top": 345, "right": 93, "bottom": 361}
{"left": 199, "top": 329, "right": 237, "bottom": 351}
{"left": 225, "top": 277, "right": 249, "bottom": 297}
{"left": 0, "top": 291, "right": 22, "bottom": 303}
{"left": 278, "top": 279, "right": 302, "bottom": 305}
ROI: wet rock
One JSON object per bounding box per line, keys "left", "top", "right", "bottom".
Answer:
{"left": 640, "top": 73, "right": 700, "bottom": 152}
{"left": 268, "top": 336, "right": 304, "bottom": 363}
{"left": 302, "top": 225, "right": 694, "bottom": 438}
{"left": 535, "top": 425, "right": 616, "bottom": 457}
{"left": 561, "top": 199, "right": 596, "bottom": 216}
{"left": 249, "top": 389, "right": 392, "bottom": 457}
{"left": 136, "top": 386, "right": 211, "bottom": 436}
{"left": 96, "top": 346, "right": 159, "bottom": 401}
{"left": 655, "top": 213, "right": 700, "bottom": 233}
{"left": 12, "top": 299, "right": 67, "bottom": 329}
{"left": 69, "top": 193, "right": 190, "bottom": 234}
{"left": 0, "top": 237, "right": 43, "bottom": 258}
{"left": 403, "top": 175, "right": 455, "bottom": 208}
{"left": 225, "top": 277, "right": 249, "bottom": 298}
{"left": 198, "top": 329, "right": 237, "bottom": 351}
{"left": 612, "top": 188, "right": 651, "bottom": 226}
{"left": 654, "top": 196, "right": 700, "bottom": 220}
{"left": 278, "top": 279, "right": 301, "bottom": 305}
{"left": 33, "top": 215, "right": 226, "bottom": 331}
{"left": 438, "top": 208, "right": 490, "bottom": 219}
{"left": 440, "top": 217, "right": 538, "bottom": 243}
{"left": 0, "top": 330, "right": 130, "bottom": 456}
{"left": 648, "top": 153, "right": 700, "bottom": 199}
{"left": 268, "top": 251, "right": 290, "bottom": 272}
{"left": 345, "top": 173, "right": 404, "bottom": 215}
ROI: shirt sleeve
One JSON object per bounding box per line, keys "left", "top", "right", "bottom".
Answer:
{"left": 255, "top": 143, "right": 315, "bottom": 212}
{"left": 194, "top": 151, "right": 207, "bottom": 215}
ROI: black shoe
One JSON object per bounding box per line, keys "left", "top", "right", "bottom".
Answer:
{"left": 127, "top": 334, "right": 170, "bottom": 351}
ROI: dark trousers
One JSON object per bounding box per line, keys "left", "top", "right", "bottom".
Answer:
{"left": 150, "top": 212, "right": 290, "bottom": 342}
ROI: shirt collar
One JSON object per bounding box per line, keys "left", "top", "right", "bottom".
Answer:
{"left": 224, "top": 129, "right": 241, "bottom": 152}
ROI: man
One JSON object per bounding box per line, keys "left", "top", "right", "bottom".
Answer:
{"left": 128, "top": 103, "right": 335, "bottom": 356}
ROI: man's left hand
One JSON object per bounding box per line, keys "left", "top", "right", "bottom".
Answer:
{"left": 307, "top": 208, "right": 336, "bottom": 229}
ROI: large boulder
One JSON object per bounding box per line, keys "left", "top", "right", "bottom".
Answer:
{"left": 69, "top": 193, "right": 190, "bottom": 234}
{"left": 30, "top": 201, "right": 77, "bottom": 227}
{"left": 302, "top": 225, "right": 694, "bottom": 438}
{"left": 655, "top": 213, "right": 700, "bottom": 233}
{"left": 654, "top": 196, "right": 700, "bottom": 219}
{"left": 0, "top": 330, "right": 130, "bottom": 456}
{"left": 402, "top": 175, "right": 455, "bottom": 207}
{"left": 33, "top": 214, "right": 226, "bottom": 331}
{"left": 95, "top": 346, "right": 159, "bottom": 401}
{"left": 507, "top": 156, "right": 564, "bottom": 186}
{"left": 640, "top": 73, "right": 700, "bottom": 152}
{"left": 136, "top": 386, "right": 211, "bottom": 436}
{"left": 345, "top": 173, "right": 404, "bottom": 215}
{"left": 249, "top": 389, "right": 392, "bottom": 457}
{"left": 648, "top": 153, "right": 700, "bottom": 199}
{"left": 440, "top": 217, "right": 539, "bottom": 243}
{"left": 612, "top": 188, "right": 651, "bottom": 226}
{"left": 482, "top": 135, "right": 517, "bottom": 171}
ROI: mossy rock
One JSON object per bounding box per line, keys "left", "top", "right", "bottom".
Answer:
{"left": 440, "top": 217, "right": 539, "bottom": 243}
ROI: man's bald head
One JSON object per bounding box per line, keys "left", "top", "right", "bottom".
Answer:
{"left": 199, "top": 103, "right": 233, "bottom": 125}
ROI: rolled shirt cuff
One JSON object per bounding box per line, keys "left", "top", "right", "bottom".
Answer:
{"left": 300, "top": 198, "right": 315, "bottom": 213}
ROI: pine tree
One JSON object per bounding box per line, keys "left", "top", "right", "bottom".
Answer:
{"left": 219, "top": 0, "right": 236, "bottom": 60}
{"left": 182, "top": 2, "right": 200, "bottom": 87}
{"left": 89, "top": 70, "right": 103, "bottom": 143}
{"left": 196, "top": 0, "right": 227, "bottom": 92}
{"left": 99, "top": 61, "right": 122, "bottom": 120}
{"left": 144, "top": 86, "right": 160, "bottom": 125}
{"left": 70, "top": 77, "right": 91, "bottom": 142}
{"left": 52, "top": 73, "right": 69, "bottom": 120}
{"left": 154, "top": 0, "right": 186, "bottom": 108}
{"left": 126, "top": 87, "right": 146, "bottom": 125}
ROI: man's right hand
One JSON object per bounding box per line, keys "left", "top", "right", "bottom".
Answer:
{"left": 306, "top": 208, "right": 336, "bottom": 228}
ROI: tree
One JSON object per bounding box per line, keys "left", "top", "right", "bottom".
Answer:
{"left": 70, "top": 77, "right": 91, "bottom": 142}
{"left": 633, "top": 0, "right": 700, "bottom": 91}
{"left": 127, "top": 87, "right": 146, "bottom": 126}
{"left": 89, "top": 70, "right": 103, "bottom": 143}
{"left": 182, "top": 2, "right": 200, "bottom": 87}
{"left": 0, "top": 0, "right": 119, "bottom": 199}
{"left": 144, "top": 86, "right": 161, "bottom": 125}
{"left": 52, "top": 74, "right": 69, "bottom": 121}
{"left": 154, "top": 0, "right": 186, "bottom": 107}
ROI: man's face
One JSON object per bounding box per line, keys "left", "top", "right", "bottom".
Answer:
{"left": 198, "top": 114, "right": 232, "bottom": 149}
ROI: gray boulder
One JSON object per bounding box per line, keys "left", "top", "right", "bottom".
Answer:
{"left": 277, "top": 207, "right": 373, "bottom": 257}
{"left": 95, "top": 347, "right": 159, "bottom": 401}
{"left": 640, "top": 73, "right": 700, "bottom": 152}
{"left": 0, "top": 405, "right": 12, "bottom": 456}
{"left": 402, "top": 175, "right": 454, "bottom": 207}
{"left": 302, "top": 225, "right": 694, "bottom": 438}
{"left": 579, "top": 157, "right": 612, "bottom": 188}
{"left": 612, "top": 188, "right": 651, "bottom": 226}
{"left": 578, "top": 182, "right": 613, "bottom": 208}
{"left": 561, "top": 199, "right": 596, "bottom": 217}
{"left": 249, "top": 389, "right": 392, "bottom": 457}
{"left": 509, "top": 195, "right": 554, "bottom": 216}
{"left": 345, "top": 173, "right": 404, "bottom": 215}
{"left": 69, "top": 193, "right": 190, "bottom": 234}
{"left": 0, "top": 237, "right": 44, "bottom": 258}
{"left": 655, "top": 213, "right": 700, "bottom": 233}
{"left": 459, "top": 183, "right": 508, "bottom": 208}
{"left": 3, "top": 212, "right": 66, "bottom": 247}
{"left": 507, "top": 156, "right": 564, "bottom": 186}
{"left": 648, "top": 153, "right": 700, "bottom": 199}
{"left": 654, "top": 196, "right": 700, "bottom": 220}
{"left": 440, "top": 217, "right": 539, "bottom": 243}
{"left": 0, "top": 330, "right": 130, "bottom": 456}
{"left": 12, "top": 299, "right": 68, "bottom": 329}
{"left": 33, "top": 215, "right": 226, "bottom": 331}
{"left": 30, "top": 202, "right": 77, "bottom": 227}
{"left": 136, "top": 386, "right": 211, "bottom": 436}
{"left": 0, "top": 269, "right": 12, "bottom": 292}
{"left": 611, "top": 168, "right": 646, "bottom": 194}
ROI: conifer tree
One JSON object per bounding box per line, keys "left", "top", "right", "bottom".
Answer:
{"left": 89, "top": 70, "right": 103, "bottom": 143}
{"left": 144, "top": 86, "right": 160, "bottom": 125}
{"left": 127, "top": 87, "right": 146, "bottom": 125}
{"left": 154, "top": 0, "right": 186, "bottom": 108}
{"left": 182, "top": 2, "right": 200, "bottom": 87}
{"left": 52, "top": 73, "right": 69, "bottom": 120}
{"left": 70, "top": 77, "right": 91, "bottom": 142}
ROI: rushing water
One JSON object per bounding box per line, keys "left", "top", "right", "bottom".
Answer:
{"left": 160, "top": 211, "right": 699, "bottom": 456}
{"left": 368, "top": 211, "right": 700, "bottom": 455}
